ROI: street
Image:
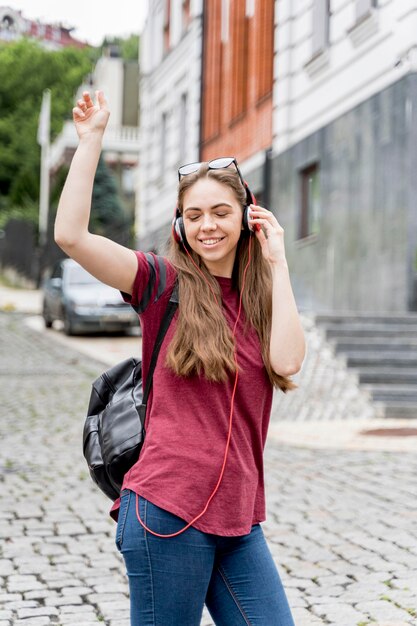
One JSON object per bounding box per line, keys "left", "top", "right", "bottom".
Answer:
{"left": 0, "top": 311, "right": 416, "bottom": 626}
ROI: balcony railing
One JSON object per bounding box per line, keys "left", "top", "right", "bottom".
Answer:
{"left": 49, "top": 121, "right": 140, "bottom": 170}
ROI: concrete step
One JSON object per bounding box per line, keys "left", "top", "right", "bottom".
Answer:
{"left": 356, "top": 366, "right": 417, "bottom": 384}
{"left": 332, "top": 337, "right": 417, "bottom": 352}
{"left": 345, "top": 351, "right": 417, "bottom": 368}
{"left": 315, "top": 312, "right": 417, "bottom": 325}
{"left": 314, "top": 312, "right": 417, "bottom": 419}
{"left": 325, "top": 325, "right": 417, "bottom": 338}
{"left": 361, "top": 383, "right": 417, "bottom": 401}
{"left": 383, "top": 401, "right": 417, "bottom": 419}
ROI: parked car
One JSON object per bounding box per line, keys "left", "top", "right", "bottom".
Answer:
{"left": 42, "top": 258, "right": 139, "bottom": 336}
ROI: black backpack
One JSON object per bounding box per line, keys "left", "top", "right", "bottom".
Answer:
{"left": 82, "top": 283, "right": 178, "bottom": 500}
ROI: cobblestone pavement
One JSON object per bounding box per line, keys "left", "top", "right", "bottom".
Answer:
{"left": 0, "top": 312, "right": 416, "bottom": 626}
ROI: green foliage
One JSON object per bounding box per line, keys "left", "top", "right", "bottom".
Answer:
{"left": 101, "top": 34, "right": 139, "bottom": 61}
{"left": 0, "top": 38, "right": 93, "bottom": 208}
{"left": 90, "top": 156, "right": 129, "bottom": 243}
{"left": 0, "top": 195, "right": 39, "bottom": 229}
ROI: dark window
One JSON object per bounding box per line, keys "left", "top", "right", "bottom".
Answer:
{"left": 164, "top": 0, "right": 171, "bottom": 53}
{"left": 312, "top": 0, "right": 330, "bottom": 56}
{"left": 299, "top": 164, "right": 321, "bottom": 239}
{"left": 51, "top": 263, "right": 63, "bottom": 279}
{"left": 179, "top": 93, "right": 187, "bottom": 162}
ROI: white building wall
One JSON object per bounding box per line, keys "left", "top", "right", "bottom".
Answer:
{"left": 136, "top": 0, "right": 203, "bottom": 244}
{"left": 274, "top": 0, "right": 417, "bottom": 154}
{"left": 93, "top": 56, "right": 124, "bottom": 129}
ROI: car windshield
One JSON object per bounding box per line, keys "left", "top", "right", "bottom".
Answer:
{"left": 65, "top": 266, "right": 99, "bottom": 286}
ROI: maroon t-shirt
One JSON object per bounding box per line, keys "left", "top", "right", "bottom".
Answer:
{"left": 109, "top": 251, "right": 273, "bottom": 536}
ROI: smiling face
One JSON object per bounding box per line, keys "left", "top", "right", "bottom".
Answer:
{"left": 182, "top": 178, "right": 244, "bottom": 278}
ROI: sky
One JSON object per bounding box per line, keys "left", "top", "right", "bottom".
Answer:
{"left": 4, "top": 1, "right": 149, "bottom": 46}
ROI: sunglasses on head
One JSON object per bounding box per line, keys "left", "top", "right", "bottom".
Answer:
{"left": 178, "top": 157, "right": 252, "bottom": 206}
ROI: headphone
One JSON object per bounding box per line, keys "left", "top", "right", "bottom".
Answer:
{"left": 172, "top": 180, "right": 258, "bottom": 250}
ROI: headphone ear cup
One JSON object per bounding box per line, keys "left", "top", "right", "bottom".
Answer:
{"left": 242, "top": 205, "right": 256, "bottom": 235}
{"left": 177, "top": 216, "right": 187, "bottom": 245}
{"left": 172, "top": 209, "right": 189, "bottom": 248}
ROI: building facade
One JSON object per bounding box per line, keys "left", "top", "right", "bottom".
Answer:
{"left": 200, "top": 0, "right": 275, "bottom": 205}
{"left": 136, "top": 0, "right": 203, "bottom": 251}
{"left": 272, "top": 0, "right": 417, "bottom": 313}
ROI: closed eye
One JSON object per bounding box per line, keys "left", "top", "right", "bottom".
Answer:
{"left": 188, "top": 213, "right": 228, "bottom": 221}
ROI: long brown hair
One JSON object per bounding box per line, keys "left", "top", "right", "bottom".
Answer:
{"left": 163, "top": 163, "right": 297, "bottom": 393}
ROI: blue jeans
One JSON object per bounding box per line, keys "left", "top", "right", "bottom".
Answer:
{"left": 115, "top": 488, "right": 295, "bottom": 626}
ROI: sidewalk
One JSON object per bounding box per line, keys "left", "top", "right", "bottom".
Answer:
{"left": 0, "top": 285, "right": 42, "bottom": 314}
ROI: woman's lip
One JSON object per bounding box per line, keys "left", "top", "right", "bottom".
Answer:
{"left": 198, "top": 237, "right": 226, "bottom": 247}
{"left": 198, "top": 237, "right": 225, "bottom": 242}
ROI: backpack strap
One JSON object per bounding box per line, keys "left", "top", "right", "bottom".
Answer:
{"left": 141, "top": 280, "right": 178, "bottom": 406}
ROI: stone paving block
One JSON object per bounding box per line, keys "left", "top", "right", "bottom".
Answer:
{"left": 92, "top": 582, "right": 128, "bottom": 594}
{"left": 372, "top": 622, "right": 414, "bottom": 625}
{"left": 355, "top": 600, "right": 415, "bottom": 622}
{"left": 23, "top": 591, "right": 59, "bottom": 602}
{"left": 59, "top": 604, "right": 100, "bottom": 614}
{"left": 58, "top": 613, "right": 98, "bottom": 623}
{"left": 0, "top": 560, "right": 14, "bottom": 576}
{"left": 85, "top": 592, "right": 129, "bottom": 604}
{"left": 290, "top": 607, "right": 325, "bottom": 624}
{"left": 310, "top": 601, "right": 369, "bottom": 621}
{"left": 43, "top": 595, "right": 83, "bottom": 606}
{"left": 17, "top": 607, "right": 59, "bottom": 619}
{"left": 3, "top": 600, "right": 39, "bottom": 609}
{"left": 13, "top": 616, "right": 52, "bottom": 626}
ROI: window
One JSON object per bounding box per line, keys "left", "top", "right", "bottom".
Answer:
{"left": 202, "top": 0, "right": 223, "bottom": 141}
{"left": 160, "top": 112, "right": 167, "bottom": 179}
{"left": 356, "top": 0, "right": 377, "bottom": 21}
{"left": 179, "top": 93, "right": 188, "bottom": 163}
{"left": 256, "top": 0, "right": 274, "bottom": 102}
{"left": 163, "top": 0, "right": 171, "bottom": 53}
{"left": 312, "top": 0, "right": 330, "bottom": 57}
{"left": 230, "top": 0, "right": 249, "bottom": 121}
{"left": 182, "top": 0, "right": 191, "bottom": 33}
{"left": 299, "top": 164, "right": 321, "bottom": 238}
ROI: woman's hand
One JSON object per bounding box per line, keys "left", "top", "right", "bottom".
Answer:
{"left": 248, "top": 205, "right": 288, "bottom": 267}
{"left": 72, "top": 90, "right": 110, "bottom": 140}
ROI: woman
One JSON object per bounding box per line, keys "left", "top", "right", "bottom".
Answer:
{"left": 55, "top": 90, "right": 305, "bottom": 626}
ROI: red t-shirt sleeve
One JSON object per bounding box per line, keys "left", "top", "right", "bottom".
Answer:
{"left": 120, "top": 251, "right": 169, "bottom": 314}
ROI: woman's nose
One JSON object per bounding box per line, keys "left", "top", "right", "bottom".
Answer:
{"left": 200, "top": 215, "right": 217, "bottom": 230}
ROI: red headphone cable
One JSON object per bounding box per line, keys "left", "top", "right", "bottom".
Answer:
{"left": 135, "top": 235, "right": 253, "bottom": 537}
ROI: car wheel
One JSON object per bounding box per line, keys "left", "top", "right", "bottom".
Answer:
{"left": 63, "top": 311, "right": 75, "bottom": 336}
{"left": 42, "top": 304, "right": 53, "bottom": 328}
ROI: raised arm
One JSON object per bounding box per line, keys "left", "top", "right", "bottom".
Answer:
{"left": 54, "top": 90, "right": 137, "bottom": 295}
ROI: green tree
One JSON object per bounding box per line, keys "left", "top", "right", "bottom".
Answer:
{"left": 90, "top": 155, "right": 129, "bottom": 245}
{"left": 0, "top": 38, "right": 94, "bottom": 211}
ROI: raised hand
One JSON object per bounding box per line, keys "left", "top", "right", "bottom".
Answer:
{"left": 72, "top": 90, "right": 110, "bottom": 140}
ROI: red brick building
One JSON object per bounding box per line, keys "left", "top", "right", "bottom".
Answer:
{"left": 200, "top": 0, "right": 274, "bottom": 163}
{"left": 0, "top": 6, "right": 87, "bottom": 49}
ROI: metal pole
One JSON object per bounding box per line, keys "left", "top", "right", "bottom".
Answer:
{"left": 38, "top": 89, "right": 51, "bottom": 248}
